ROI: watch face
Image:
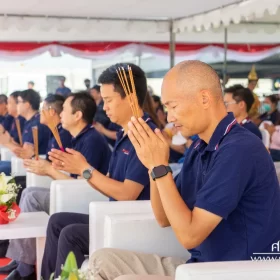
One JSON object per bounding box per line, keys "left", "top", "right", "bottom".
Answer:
{"left": 83, "top": 170, "right": 91, "bottom": 180}
{"left": 153, "top": 165, "right": 168, "bottom": 177}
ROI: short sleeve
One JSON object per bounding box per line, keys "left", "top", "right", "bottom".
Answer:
{"left": 195, "top": 144, "right": 255, "bottom": 220}
{"left": 125, "top": 150, "right": 149, "bottom": 187}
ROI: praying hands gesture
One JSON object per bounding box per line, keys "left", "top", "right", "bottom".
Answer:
{"left": 48, "top": 148, "right": 90, "bottom": 175}
{"left": 24, "top": 158, "right": 52, "bottom": 176}
{"left": 12, "top": 144, "right": 34, "bottom": 159}
{"left": 128, "top": 117, "right": 169, "bottom": 170}
{"left": 0, "top": 131, "right": 11, "bottom": 145}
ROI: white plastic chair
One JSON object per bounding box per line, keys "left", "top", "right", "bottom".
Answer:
{"left": 260, "top": 129, "right": 270, "bottom": 149}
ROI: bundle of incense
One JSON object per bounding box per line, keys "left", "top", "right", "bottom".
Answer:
{"left": 15, "top": 118, "right": 23, "bottom": 146}
{"left": 42, "top": 110, "right": 65, "bottom": 152}
{"left": 32, "top": 126, "right": 39, "bottom": 160}
{"left": 116, "top": 65, "right": 141, "bottom": 118}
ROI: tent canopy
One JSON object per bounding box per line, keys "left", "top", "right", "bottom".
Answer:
{"left": 0, "top": 0, "right": 278, "bottom": 42}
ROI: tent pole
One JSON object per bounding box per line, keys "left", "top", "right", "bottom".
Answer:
{"left": 223, "top": 27, "right": 228, "bottom": 89}
{"left": 169, "top": 19, "right": 176, "bottom": 69}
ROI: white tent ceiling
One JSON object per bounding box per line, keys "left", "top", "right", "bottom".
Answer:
{"left": 0, "top": 0, "right": 278, "bottom": 42}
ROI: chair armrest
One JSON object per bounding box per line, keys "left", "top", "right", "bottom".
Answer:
{"left": 26, "top": 172, "right": 53, "bottom": 188}
{"left": 175, "top": 261, "right": 280, "bottom": 280}
{"left": 49, "top": 179, "right": 108, "bottom": 215}
{"left": 89, "top": 201, "right": 152, "bottom": 255}
{"left": 103, "top": 213, "right": 190, "bottom": 260}
{"left": 1, "top": 148, "right": 13, "bottom": 161}
{"left": 11, "top": 156, "right": 26, "bottom": 176}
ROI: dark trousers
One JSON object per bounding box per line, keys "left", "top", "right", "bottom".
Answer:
{"left": 41, "top": 212, "right": 89, "bottom": 279}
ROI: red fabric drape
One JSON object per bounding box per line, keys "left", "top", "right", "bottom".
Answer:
{"left": 0, "top": 42, "right": 278, "bottom": 53}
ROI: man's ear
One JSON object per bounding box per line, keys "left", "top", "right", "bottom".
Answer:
{"left": 74, "top": 111, "right": 83, "bottom": 122}
{"left": 200, "top": 90, "right": 211, "bottom": 109}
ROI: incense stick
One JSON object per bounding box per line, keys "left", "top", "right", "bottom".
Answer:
{"left": 15, "top": 118, "right": 23, "bottom": 146}
{"left": 116, "top": 65, "right": 141, "bottom": 118}
{"left": 32, "top": 126, "right": 39, "bottom": 160}
{"left": 42, "top": 110, "right": 65, "bottom": 152}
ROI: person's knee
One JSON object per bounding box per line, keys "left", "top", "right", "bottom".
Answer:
{"left": 60, "top": 225, "right": 76, "bottom": 242}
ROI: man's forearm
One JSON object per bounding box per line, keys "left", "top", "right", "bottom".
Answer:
{"left": 150, "top": 173, "right": 170, "bottom": 227}
{"left": 155, "top": 173, "right": 193, "bottom": 245}
{"left": 88, "top": 170, "right": 134, "bottom": 200}
{"left": 47, "top": 167, "right": 73, "bottom": 180}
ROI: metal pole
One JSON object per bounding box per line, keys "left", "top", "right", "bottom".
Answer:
{"left": 223, "top": 27, "right": 228, "bottom": 89}
{"left": 169, "top": 20, "right": 176, "bottom": 69}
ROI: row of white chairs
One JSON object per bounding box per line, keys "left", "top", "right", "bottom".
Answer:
{"left": 1, "top": 147, "right": 280, "bottom": 279}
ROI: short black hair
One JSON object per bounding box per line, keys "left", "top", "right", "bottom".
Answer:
{"left": 10, "top": 91, "right": 21, "bottom": 103}
{"left": 226, "top": 87, "right": 255, "bottom": 113}
{"left": 0, "top": 94, "right": 7, "bottom": 104}
{"left": 44, "top": 94, "right": 65, "bottom": 115}
{"left": 224, "top": 84, "right": 244, "bottom": 94}
{"left": 91, "top": 85, "right": 100, "bottom": 92}
{"left": 19, "top": 89, "right": 41, "bottom": 110}
{"left": 266, "top": 94, "right": 279, "bottom": 105}
{"left": 68, "top": 92, "right": 96, "bottom": 124}
{"left": 98, "top": 63, "right": 147, "bottom": 107}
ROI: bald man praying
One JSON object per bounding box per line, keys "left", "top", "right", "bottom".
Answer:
{"left": 89, "top": 61, "right": 280, "bottom": 280}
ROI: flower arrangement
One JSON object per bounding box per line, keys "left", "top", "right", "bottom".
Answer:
{"left": 0, "top": 173, "right": 21, "bottom": 224}
{"left": 53, "top": 251, "right": 101, "bottom": 280}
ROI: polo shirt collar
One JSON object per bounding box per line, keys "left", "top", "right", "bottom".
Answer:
{"left": 72, "top": 124, "right": 92, "bottom": 141}
{"left": 195, "top": 112, "right": 237, "bottom": 153}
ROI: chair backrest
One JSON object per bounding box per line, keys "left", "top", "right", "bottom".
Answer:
{"left": 1, "top": 147, "right": 13, "bottom": 161}
{"left": 89, "top": 201, "right": 152, "bottom": 255}
{"left": 50, "top": 179, "right": 108, "bottom": 215}
{"left": 104, "top": 212, "right": 190, "bottom": 260}
{"left": 26, "top": 172, "right": 53, "bottom": 188}
{"left": 260, "top": 129, "right": 270, "bottom": 148}
{"left": 175, "top": 261, "right": 280, "bottom": 280}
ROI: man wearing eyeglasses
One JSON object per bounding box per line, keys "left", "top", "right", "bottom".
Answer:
{"left": 224, "top": 85, "right": 262, "bottom": 139}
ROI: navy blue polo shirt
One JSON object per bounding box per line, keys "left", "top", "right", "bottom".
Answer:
{"left": 240, "top": 118, "right": 262, "bottom": 140}
{"left": 46, "top": 124, "right": 72, "bottom": 160}
{"left": 176, "top": 112, "right": 280, "bottom": 262}
{"left": 108, "top": 114, "right": 157, "bottom": 201}
{"left": 106, "top": 122, "right": 122, "bottom": 147}
{"left": 9, "top": 116, "right": 26, "bottom": 145}
{"left": 2, "top": 114, "right": 14, "bottom": 132}
{"left": 71, "top": 124, "right": 111, "bottom": 178}
{"left": 22, "top": 113, "right": 50, "bottom": 154}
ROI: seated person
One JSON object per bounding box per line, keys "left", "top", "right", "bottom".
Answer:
{"left": 89, "top": 61, "right": 280, "bottom": 280}
{"left": 224, "top": 85, "right": 262, "bottom": 139}
{"left": 91, "top": 84, "right": 110, "bottom": 128}
{"left": 0, "top": 89, "right": 50, "bottom": 175}
{"left": 1, "top": 92, "right": 111, "bottom": 280}
{"left": 258, "top": 95, "right": 280, "bottom": 125}
{"left": 0, "top": 94, "right": 8, "bottom": 124}
{"left": 264, "top": 123, "right": 280, "bottom": 162}
{"left": 0, "top": 91, "right": 25, "bottom": 144}
{"left": 40, "top": 63, "right": 157, "bottom": 280}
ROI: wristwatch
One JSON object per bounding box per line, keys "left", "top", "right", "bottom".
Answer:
{"left": 82, "top": 166, "right": 95, "bottom": 180}
{"left": 150, "top": 165, "right": 172, "bottom": 181}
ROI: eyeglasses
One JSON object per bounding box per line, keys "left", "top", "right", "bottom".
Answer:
{"left": 224, "top": 101, "right": 237, "bottom": 108}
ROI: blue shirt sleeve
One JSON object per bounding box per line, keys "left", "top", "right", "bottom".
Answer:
{"left": 2, "top": 115, "right": 14, "bottom": 132}
{"left": 194, "top": 144, "right": 255, "bottom": 220}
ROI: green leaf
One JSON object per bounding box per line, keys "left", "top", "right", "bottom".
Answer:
{"left": 63, "top": 252, "right": 78, "bottom": 273}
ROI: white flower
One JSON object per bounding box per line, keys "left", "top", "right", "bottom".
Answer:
{"left": 0, "top": 173, "right": 8, "bottom": 192}
{"left": 0, "top": 193, "right": 14, "bottom": 203}
{"left": 7, "top": 208, "right": 16, "bottom": 219}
